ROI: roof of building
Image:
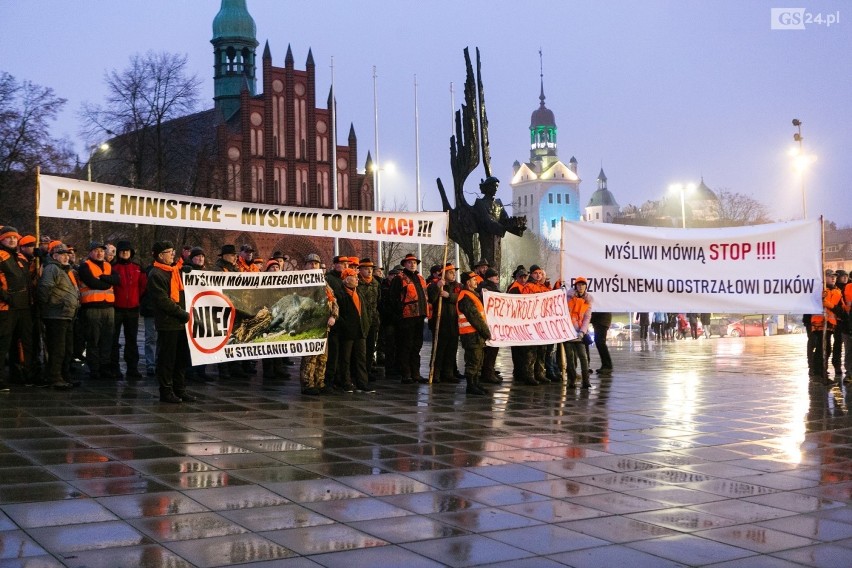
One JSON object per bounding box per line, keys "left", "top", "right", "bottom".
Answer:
{"left": 212, "top": 0, "right": 257, "bottom": 41}
{"left": 587, "top": 188, "right": 619, "bottom": 208}
{"left": 530, "top": 82, "right": 556, "bottom": 128}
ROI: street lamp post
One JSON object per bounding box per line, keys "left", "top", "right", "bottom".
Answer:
{"left": 87, "top": 142, "right": 109, "bottom": 241}
{"left": 668, "top": 183, "right": 696, "bottom": 228}
{"left": 790, "top": 118, "right": 815, "bottom": 219}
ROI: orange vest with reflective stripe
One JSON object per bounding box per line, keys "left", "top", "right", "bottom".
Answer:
{"left": 457, "top": 289, "right": 485, "bottom": 335}
{"left": 79, "top": 260, "right": 115, "bottom": 304}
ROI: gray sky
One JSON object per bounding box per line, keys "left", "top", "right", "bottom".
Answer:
{"left": 2, "top": 0, "right": 849, "bottom": 224}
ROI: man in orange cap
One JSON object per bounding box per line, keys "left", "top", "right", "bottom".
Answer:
{"left": 0, "top": 226, "right": 32, "bottom": 390}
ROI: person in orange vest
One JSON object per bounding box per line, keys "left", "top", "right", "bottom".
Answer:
{"left": 837, "top": 269, "right": 852, "bottom": 383}
{"left": 0, "top": 226, "right": 34, "bottom": 391}
{"left": 526, "top": 265, "right": 554, "bottom": 384}
{"left": 565, "top": 276, "right": 594, "bottom": 389}
{"left": 458, "top": 271, "right": 492, "bottom": 395}
{"left": 37, "top": 242, "right": 79, "bottom": 389}
{"left": 809, "top": 269, "right": 841, "bottom": 381}
{"left": 507, "top": 265, "right": 537, "bottom": 385}
{"left": 237, "top": 244, "right": 259, "bottom": 272}
{"left": 831, "top": 269, "right": 848, "bottom": 380}
{"left": 389, "top": 253, "right": 429, "bottom": 384}
{"left": 471, "top": 258, "right": 489, "bottom": 287}
{"left": 77, "top": 241, "right": 120, "bottom": 381}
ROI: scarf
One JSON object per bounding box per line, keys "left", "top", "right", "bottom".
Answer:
{"left": 359, "top": 275, "right": 373, "bottom": 284}
{"left": 344, "top": 286, "right": 361, "bottom": 315}
{"left": 154, "top": 261, "right": 183, "bottom": 302}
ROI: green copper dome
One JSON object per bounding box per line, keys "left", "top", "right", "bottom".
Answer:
{"left": 212, "top": 0, "right": 257, "bottom": 41}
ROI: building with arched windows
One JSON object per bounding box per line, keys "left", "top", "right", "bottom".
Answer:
{"left": 509, "top": 75, "right": 583, "bottom": 247}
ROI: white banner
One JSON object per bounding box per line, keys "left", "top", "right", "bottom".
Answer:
{"left": 39, "top": 175, "right": 448, "bottom": 244}
{"left": 183, "top": 269, "right": 329, "bottom": 364}
{"left": 561, "top": 219, "right": 823, "bottom": 313}
{"left": 482, "top": 289, "right": 578, "bottom": 347}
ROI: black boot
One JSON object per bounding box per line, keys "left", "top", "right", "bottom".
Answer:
{"left": 465, "top": 376, "right": 487, "bottom": 395}
{"left": 159, "top": 389, "right": 182, "bottom": 403}
{"left": 581, "top": 371, "right": 592, "bottom": 389}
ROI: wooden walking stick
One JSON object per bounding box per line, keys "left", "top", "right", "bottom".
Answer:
{"left": 558, "top": 218, "right": 567, "bottom": 382}
{"left": 428, "top": 242, "right": 450, "bottom": 384}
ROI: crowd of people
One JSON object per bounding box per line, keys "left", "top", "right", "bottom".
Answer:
{"left": 0, "top": 224, "right": 613, "bottom": 401}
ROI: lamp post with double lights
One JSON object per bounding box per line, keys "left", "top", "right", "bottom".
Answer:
{"left": 87, "top": 142, "right": 110, "bottom": 241}
{"left": 790, "top": 118, "right": 816, "bottom": 219}
{"left": 369, "top": 161, "right": 395, "bottom": 268}
{"left": 668, "top": 183, "right": 696, "bottom": 229}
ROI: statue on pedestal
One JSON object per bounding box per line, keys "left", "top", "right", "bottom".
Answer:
{"left": 437, "top": 48, "right": 526, "bottom": 275}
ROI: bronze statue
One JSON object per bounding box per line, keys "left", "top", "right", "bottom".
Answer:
{"left": 438, "top": 48, "right": 526, "bottom": 274}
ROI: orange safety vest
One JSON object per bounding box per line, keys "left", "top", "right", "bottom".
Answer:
{"left": 568, "top": 294, "right": 591, "bottom": 329}
{"left": 398, "top": 272, "right": 429, "bottom": 319}
{"left": 78, "top": 260, "right": 115, "bottom": 304}
{"left": 457, "top": 289, "right": 486, "bottom": 334}
{"left": 507, "top": 281, "right": 526, "bottom": 294}
{"left": 812, "top": 287, "right": 841, "bottom": 330}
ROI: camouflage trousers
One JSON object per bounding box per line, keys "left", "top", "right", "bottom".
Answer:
{"left": 300, "top": 352, "right": 329, "bottom": 389}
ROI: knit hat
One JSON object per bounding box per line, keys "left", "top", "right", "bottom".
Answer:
{"left": 512, "top": 265, "right": 528, "bottom": 278}
{"left": 151, "top": 240, "right": 175, "bottom": 257}
{"left": 189, "top": 247, "right": 205, "bottom": 259}
{"left": 484, "top": 268, "right": 498, "bottom": 279}
{"left": 116, "top": 240, "right": 133, "bottom": 252}
{"left": 473, "top": 258, "right": 489, "bottom": 268}
{"left": 18, "top": 235, "right": 36, "bottom": 247}
{"left": 264, "top": 259, "right": 280, "bottom": 271}
{"left": 0, "top": 226, "right": 21, "bottom": 241}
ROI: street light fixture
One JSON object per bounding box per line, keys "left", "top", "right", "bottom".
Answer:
{"left": 369, "top": 161, "right": 395, "bottom": 267}
{"left": 668, "top": 183, "right": 696, "bottom": 228}
{"left": 789, "top": 118, "right": 815, "bottom": 219}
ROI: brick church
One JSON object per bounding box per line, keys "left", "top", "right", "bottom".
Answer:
{"left": 89, "top": 0, "right": 375, "bottom": 266}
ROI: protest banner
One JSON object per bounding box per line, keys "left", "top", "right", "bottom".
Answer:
{"left": 38, "top": 175, "right": 447, "bottom": 245}
{"left": 183, "top": 269, "right": 329, "bottom": 364}
{"left": 561, "top": 219, "right": 822, "bottom": 313}
{"left": 482, "top": 289, "right": 578, "bottom": 347}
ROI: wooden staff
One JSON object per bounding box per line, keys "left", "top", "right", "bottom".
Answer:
{"left": 428, "top": 242, "right": 450, "bottom": 384}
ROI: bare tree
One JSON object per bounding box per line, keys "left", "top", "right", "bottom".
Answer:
{"left": 716, "top": 189, "right": 771, "bottom": 226}
{"left": 0, "top": 72, "right": 74, "bottom": 175}
{"left": 80, "top": 51, "right": 202, "bottom": 191}
{"left": 79, "top": 51, "right": 206, "bottom": 253}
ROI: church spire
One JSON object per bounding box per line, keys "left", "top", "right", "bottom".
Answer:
{"left": 529, "top": 48, "right": 557, "bottom": 166}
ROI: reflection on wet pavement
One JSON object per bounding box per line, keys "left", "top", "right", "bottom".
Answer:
{"left": 0, "top": 335, "right": 849, "bottom": 565}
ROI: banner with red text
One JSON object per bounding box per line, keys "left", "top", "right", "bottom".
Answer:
{"left": 183, "top": 269, "right": 329, "bottom": 364}
{"left": 560, "top": 219, "right": 822, "bottom": 313}
{"left": 482, "top": 289, "right": 578, "bottom": 347}
{"left": 39, "top": 175, "right": 447, "bottom": 244}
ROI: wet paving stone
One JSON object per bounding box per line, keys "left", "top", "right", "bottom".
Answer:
{"left": 0, "top": 336, "right": 847, "bottom": 565}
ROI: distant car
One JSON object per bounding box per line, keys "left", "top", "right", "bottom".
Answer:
{"left": 727, "top": 318, "right": 766, "bottom": 337}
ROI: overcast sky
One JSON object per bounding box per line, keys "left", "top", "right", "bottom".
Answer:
{"left": 2, "top": 0, "right": 850, "bottom": 224}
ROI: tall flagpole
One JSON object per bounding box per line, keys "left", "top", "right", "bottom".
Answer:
{"left": 450, "top": 81, "right": 460, "bottom": 269}
{"left": 331, "top": 57, "right": 339, "bottom": 256}
{"left": 415, "top": 75, "right": 422, "bottom": 263}
{"left": 373, "top": 65, "right": 382, "bottom": 266}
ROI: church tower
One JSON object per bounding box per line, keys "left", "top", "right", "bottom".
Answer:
{"left": 212, "top": 0, "right": 259, "bottom": 120}
{"left": 584, "top": 167, "right": 620, "bottom": 223}
{"left": 510, "top": 52, "right": 581, "bottom": 247}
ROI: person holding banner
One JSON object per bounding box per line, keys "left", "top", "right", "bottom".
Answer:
{"left": 390, "top": 253, "right": 429, "bottom": 384}
{"left": 526, "top": 265, "right": 554, "bottom": 384}
{"left": 565, "top": 276, "right": 594, "bottom": 389}
{"left": 324, "top": 255, "right": 350, "bottom": 390}
{"left": 427, "top": 262, "right": 460, "bottom": 384}
{"left": 147, "top": 241, "right": 193, "bottom": 403}
{"left": 507, "top": 265, "right": 537, "bottom": 385}
{"left": 477, "top": 268, "right": 503, "bottom": 384}
{"left": 335, "top": 268, "right": 374, "bottom": 393}
{"left": 458, "top": 271, "right": 492, "bottom": 395}
{"left": 214, "top": 244, "right": 247, "bottom": 380}
{"left": 809, "top": 270, "right": 841, "bottom": 382}
{"left": 300, "top": 253, "right": 338, "bottom": 395}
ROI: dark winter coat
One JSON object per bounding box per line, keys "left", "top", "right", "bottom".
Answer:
{"left": 37, "top": 258, "right": 80, "bottom": 320}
